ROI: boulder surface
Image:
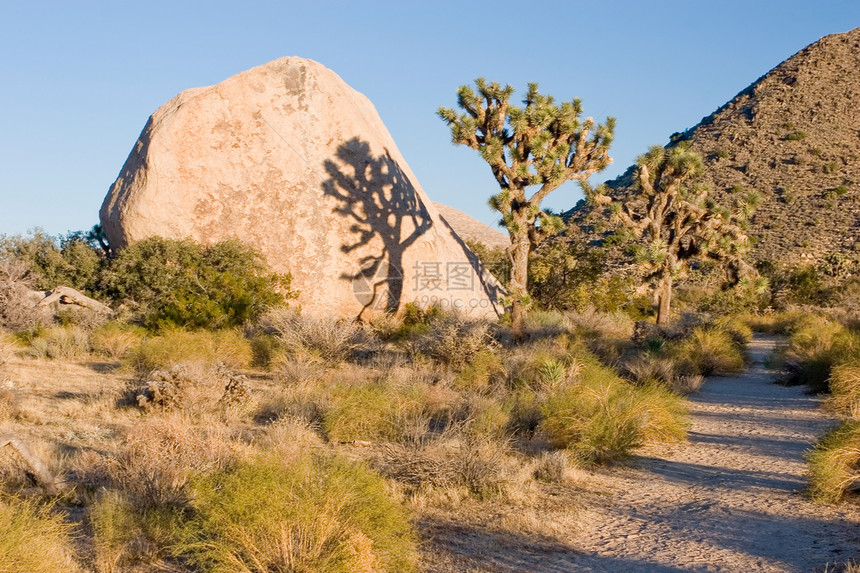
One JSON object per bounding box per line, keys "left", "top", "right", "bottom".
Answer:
{"left": 101, "top": 57, "right": 503, "bottom": 319}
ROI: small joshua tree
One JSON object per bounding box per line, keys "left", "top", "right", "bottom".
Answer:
{"left": 587, "top": 143, "right": 753, "bottom": 325}
{"left": 439, "top": 79, "right": 615, "bottom": 336}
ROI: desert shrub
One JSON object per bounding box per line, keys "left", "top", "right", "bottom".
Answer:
{"left": 248, "top": 331, "right": 278, "bottom": 367}
{"left": 0, "top": 495, "right": 82, "bottom": 573}
{"left": 266, "top": 308, "right": 361, "bottom": 365}
{"left": 415, "top": 313, "right": 496, "bottom": 368}
{"left": 622, "top": 353, "right": 704, "bottom": 394}
{"left": 101, "top": 416, "right": 241, "bottom": 508}
{"left": 26, "top": 325, "right": 90, "bottom": 359}
{"left": 452, "top": 348, "right": 506, "bottom": 393}
{"left": 322, "top": 382, "right": 434, "bottom": 445}
{"left": 506, "top": 390, "right": 544, "bottom": 438}
{"left": 782, "top": 315, "right": 860, "bottom": 392}
{"left": 0, "top": 229, "right": 102, "bottom": 293}
{"left": 255, "top": 379, "right": 331, "bottom": 426}
{"left": 540, "top": 348, "right": 686, "bottom": 463}
{"left": 0, "top": 259, "right": 44, "bottom": 331}
{"left": 532, "top": 450, "right": 575, "bottom": 483}
{"left": 79, "top": 416, "right": 243, "bottom": 569}
{"left": 127, "top": 328, "right": 253, "bottom": 376}
{"left": 827, "top": 363, "right": 860, "bottom": 418}
{"left": 564, "top": 307, "right": 635, "bottom": 341}
{"left": 178, "top": 452, "right": 418, "bottom": 573}
{"left": 697, "top": 277, "right": 772, "bottom": 315}
{"left": 376, "top": 437, "right": 516, "bottom": 499}
{"left": 89, "top": 490, "right": 186, "bottom": 572}
{"left": 712, "top": 316, "right": 754, "bottom": 346}
{"left": 0, "top": 331, "right": 18, "bottom": 367}
{"left": 133, "top": 363, "right": 253, "bottom": 416}
{"left": 100, "top": 237, "right": 293, "bottom": 330}
{"left": 668, "top": 327, "right": 745, "bottom": 376}
{"left": 90, "top": 322, "right": 146, "bottom": 360}
{"left": 807, "top": 419, "right": 860, "bottom": 503}
{"left": 740, "top": 309, "right": 804, "bottom": 334}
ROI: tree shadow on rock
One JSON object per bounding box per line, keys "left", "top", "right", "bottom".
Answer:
{"left": 322, "top": 138, "right": 432, "bottom": 320}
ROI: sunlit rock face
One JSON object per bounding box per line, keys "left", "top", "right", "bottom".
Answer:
{"left": 100, "top": 57, "right": 503, "bottom": 319}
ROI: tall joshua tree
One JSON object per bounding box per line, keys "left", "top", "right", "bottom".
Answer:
{"left": 587, "top": 143, "right": 753, "bottom": 325}
{"left": 439, "top": 79, "right": 615, "bottom": 336}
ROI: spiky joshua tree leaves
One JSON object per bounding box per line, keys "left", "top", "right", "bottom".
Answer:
{"left": 439, "top": 79, "right": 615, "bottom": 336}
{"left": 587, "top": 143, "right": 753, "bottom": 326}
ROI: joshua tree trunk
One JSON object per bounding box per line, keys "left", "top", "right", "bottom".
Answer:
{"left": 509, "top": 233, "right": 531, "bottom": 338}
{"left": 656, "top": 274, "right": 673, "bottom": 326}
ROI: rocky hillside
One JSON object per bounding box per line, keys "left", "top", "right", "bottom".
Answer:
{"left": 575, "top": 27, "right": 860, "bottom": 267}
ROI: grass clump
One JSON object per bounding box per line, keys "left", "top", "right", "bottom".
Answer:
{"left": 322, "top": 382, "right": 432, "bottom": 445}
{"left": 179, "top": 452, "right": 418, "bottom": 573}
{"left": 827, "top": 362, "right": 860, "bottom": 418}
{"left": 782, "top": 314, "right": 860, "bottom": 392}
{"left": 412, "top": 313, "right": 497, "bottom": 368}
{"left": 90, "top": 322, "right": 146, "bottom": 360}
{"left": 266, "top": 308, "right": 361, "bottom": 365}
{"left": 26, "top": 325, "right": 90, "bottom": 359}
{"left": 0, "top": 331, "right": 18, "bottom": 367}
{"left": 669, "top": 327, "right": 745, "bottom": 376}
{"left": 128, "top": 327, "right": 253, "bottom": 375}
{"left": 807, "top": 419, "right": 860, "bottom": 503}
{"left": 0, "top": 495, "right": 82, "bottom": 572}
{"left": 540, "top": 346, "right": 687, "bottom": 464}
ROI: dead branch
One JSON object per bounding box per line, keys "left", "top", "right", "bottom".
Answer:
{"left": 0, "top": 434, "right": 59, "bottom": 495}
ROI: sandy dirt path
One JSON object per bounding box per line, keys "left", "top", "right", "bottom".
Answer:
{"left": 424, "top": 336, "right": 860, "bottom": 572}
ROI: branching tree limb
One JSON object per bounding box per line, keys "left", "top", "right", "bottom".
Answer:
{"left": 586, "top": 144, "right": 753, "bottom": 325}
{"left": 439, "top": 79, "right": 615, "bottom": 336}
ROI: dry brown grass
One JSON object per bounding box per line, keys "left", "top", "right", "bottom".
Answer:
{"left": 0, "top": 310, "right": 695, "bottom": 571}
{"left": 266, "top": 307, "right": 362, "bottom": 364}
{"left": 90, "top": 323, "right": 145, "bottom": 360}
{"left": 826, "top": 363, "right": 860, "bottom": 418}
{"left": 27, "top": 326, "right": 90, "bottom": 360}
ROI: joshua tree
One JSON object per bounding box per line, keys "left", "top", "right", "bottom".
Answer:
{"left": 439, "top": 79, "right": 614, "bottom": 336}
{"left": 587, "top": 144, "right": 753, "bottom": 325}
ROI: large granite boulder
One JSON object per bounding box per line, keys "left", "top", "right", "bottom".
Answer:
{"left": 100, "top": 57, "right": 503, "bottom": 319}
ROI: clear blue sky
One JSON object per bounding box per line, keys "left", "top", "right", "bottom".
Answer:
{"left": 1, "top": 1, "right": 858, "bottom": 236}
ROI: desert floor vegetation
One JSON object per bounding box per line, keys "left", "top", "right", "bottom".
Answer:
{"left": 0, "top": 301, "right": 714, "bottom": 572}
{"left": 0, "top": 226, "right": 857, "bottom": 569}
{"left": 763, "top": 310, "right": 860, "bottom": 504}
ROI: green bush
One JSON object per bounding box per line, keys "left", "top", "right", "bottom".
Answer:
{"left": 0, "top": 229, "right": 102, "bottom": 293}
{"left": 0, "top": 495, "right": 82, "bottom": 572}
{"left": 540, "top": 346, "right": 686, "bottom": 463}
{"left": 807, "top": 419, "right": 860, "bottom": 503}
{"left": 89, "top": 490, "right": 185, "bottom": 572}
{"left": 179, "top": 452, "right": 418, "bottom": 572}
{"left": 100, "top": 237, "right": 294, "bottom": 330}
